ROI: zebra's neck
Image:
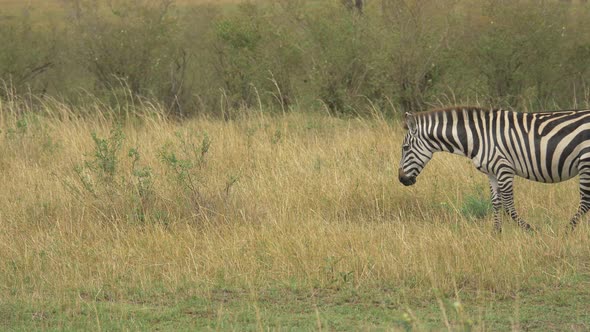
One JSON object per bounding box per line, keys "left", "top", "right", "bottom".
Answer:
{"left": 416, "top": 107, "right": 484, "bottom": 158}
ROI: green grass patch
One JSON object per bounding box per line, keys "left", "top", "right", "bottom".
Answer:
{"left": 2, "top": 278, "right": 589, "bottom": 331}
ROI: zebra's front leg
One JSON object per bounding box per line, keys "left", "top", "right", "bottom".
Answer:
{"left": 569, "top": 170, "right": 590, "bottom": 231}
{"left": 497, "top": 174, "right": 535, "bottom": 232}
{"left": 488, "top": 175, "right": 503, "bottom": 233}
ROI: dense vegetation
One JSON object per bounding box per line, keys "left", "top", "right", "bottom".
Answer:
{"left": 2, "top": 0, "right": 590, "bottom": 118}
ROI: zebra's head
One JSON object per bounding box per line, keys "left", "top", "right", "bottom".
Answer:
{"left": 399, "top": 112, "right": 433, "bottom": 186}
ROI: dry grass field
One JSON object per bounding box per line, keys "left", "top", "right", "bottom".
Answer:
{"left": 0, "top": 97, "right": 588, "bottom": 330}
{"left": 1, "top": 0, "right": 589, "bottom": 329}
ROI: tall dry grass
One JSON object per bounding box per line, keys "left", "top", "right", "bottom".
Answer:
{"left": 0, "top": 98, "right": 588, "bottom": 309}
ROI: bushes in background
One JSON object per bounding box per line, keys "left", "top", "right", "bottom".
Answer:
{"left": 2, "top": 0, "right": 590, "bottom": 117}
{"left": 0, "top": 10, "right": 57, "bottom": 98}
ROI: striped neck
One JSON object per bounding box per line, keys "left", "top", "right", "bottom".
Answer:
{"left": 414, "top": 107, "right": 474, "bottom": 157}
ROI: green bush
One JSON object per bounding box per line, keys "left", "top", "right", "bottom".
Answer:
{"left": 461, "top": 0, "right": 567, "bottom": 107}
{"left": 67, "top": 0, "right": 190, "bottom": 115}
{"left": 377, "top": 0, "right": 455, "bottom": 112}
{"left": 210, "top": 2, "right": 304, "bottom": 115}
{"left": 301, "top": 3, "right": 374, "bottom": 114}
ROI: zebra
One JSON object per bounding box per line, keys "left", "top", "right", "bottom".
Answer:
{"left": 398, "top": 106, "right": 590, "bottom": 232}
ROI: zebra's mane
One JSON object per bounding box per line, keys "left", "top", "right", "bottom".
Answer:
{"left": 406, "top": 106, "right": 590, "bottom": 132}
{"left": 419, "top": 106, "right": 588, "bottom": 118}
{"left": 406, "top": 106, "right": 494, "bottom": 130}
{"left": 417, "top": 106, "right": 496, "bottom": 117}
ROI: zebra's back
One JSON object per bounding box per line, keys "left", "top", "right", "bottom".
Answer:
{"left": 480, "top": 109, "right": 590, "bottom": 183}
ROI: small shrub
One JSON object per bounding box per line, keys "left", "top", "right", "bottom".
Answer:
{"left": 159, "top": 131, "right": 211, "bottom": 213}
{"left": 460, "top": 186, "right": 492, "bottom": 220}
{"left": 68, "top": 126, "right": 159, "bottom": 224}
{"left": 128, "top": 147, "right": 155, "bottom": 223}
{"left": 86, "top": 127, "right": 125, "bottom": 184}
{"left": 71, "top": 126, "right": 124, "bottom": 198}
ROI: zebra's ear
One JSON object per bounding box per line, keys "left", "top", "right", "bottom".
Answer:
{"left": 404, "top": 112, "right": 417, "bottom": 132}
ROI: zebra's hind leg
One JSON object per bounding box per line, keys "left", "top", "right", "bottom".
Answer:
{"left": 569, "top": 171, "right": 590, "bottom": 231}
{"left": 488, "top": 175, "right": 503, "bottom": 233}
{"left": 497, "top": 173, "right": 535, "bottom": 232}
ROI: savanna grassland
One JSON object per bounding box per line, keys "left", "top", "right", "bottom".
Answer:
{"left": 1, "top": 0, "right": 590, "bottom": 330}
{"left": 0, "top": 97, "right": 589, "bottom": 330}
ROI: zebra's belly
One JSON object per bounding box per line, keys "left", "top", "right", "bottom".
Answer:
{"left": 513, "top": 160, "right": 579, "bottom": 183}
{"left": 515, "top": 169, "right": 578, "bottom": 183}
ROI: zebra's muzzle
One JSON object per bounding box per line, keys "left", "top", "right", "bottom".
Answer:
{"left": 398, "top": 169, "right": 417, "bottom": 186}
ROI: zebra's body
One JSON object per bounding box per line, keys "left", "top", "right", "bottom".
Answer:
{"left": 398, "top": 106, "right": 590, "bottom": 232}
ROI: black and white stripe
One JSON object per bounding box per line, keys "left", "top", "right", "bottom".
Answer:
{"left": 398, "top": 106, "right": 590, "bottom": 232}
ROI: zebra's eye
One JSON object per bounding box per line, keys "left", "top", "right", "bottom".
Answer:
{"left": 402, "top": 144, "right": 410, "bottom": 151}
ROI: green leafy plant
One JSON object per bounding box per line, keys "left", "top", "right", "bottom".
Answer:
{"left": 5, "top": 116, "right": 28, "bottom": 139}
{"left": 460, "top": 186, "right": 492, "bottom": 220}
{"left": 159, "top": 131, "right": 211, "bottom": 213}
{"left": 128, "top": 147, "right": 154, "bottom": 223}
{"left": 68, "top": 126, "right": 159, "bottom": 224}
{"left": 71, "top": 126, "right": 125, "bottom": 198}
{"left": 86, "top": 127, "right": 125, "bottom": 184}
